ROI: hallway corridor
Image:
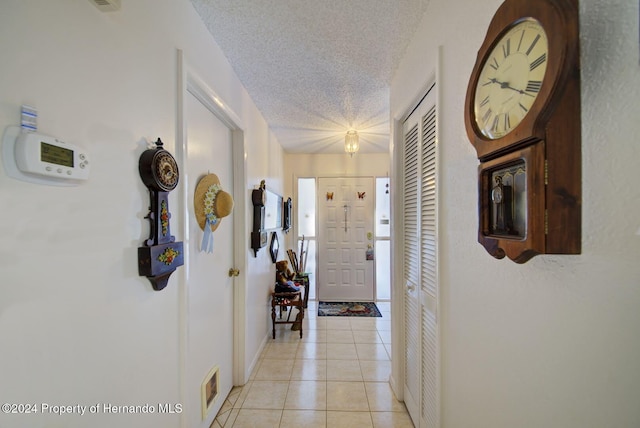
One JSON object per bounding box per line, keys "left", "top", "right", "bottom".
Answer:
{"left": 212, "top": 301, "right": 414, "bottom": 427}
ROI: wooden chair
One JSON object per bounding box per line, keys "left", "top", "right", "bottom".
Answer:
{"left": 271, "top": 290, "right": 304, "bottom": 339}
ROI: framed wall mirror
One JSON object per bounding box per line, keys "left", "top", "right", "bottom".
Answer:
{"left": 264, "top": 188, "right": 283, "bottom": 230}
{"left": 269, "top": 232, "right": 279, "bottom": 263}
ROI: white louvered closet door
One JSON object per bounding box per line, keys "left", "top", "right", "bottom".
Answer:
{"left": 402, "top": 83, "right": 439, "bottom": 428}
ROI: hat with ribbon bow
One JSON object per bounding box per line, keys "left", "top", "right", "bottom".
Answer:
{"left": 194, "top": 174, "right": 234, "bottom": 252}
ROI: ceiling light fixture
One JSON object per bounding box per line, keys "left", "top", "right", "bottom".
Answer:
{"left": 344, "top": 130, "right": 359, "bottom": 157}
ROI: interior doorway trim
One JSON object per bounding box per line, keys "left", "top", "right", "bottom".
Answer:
{"left": 176, "top": 50, "right": 249, "bottom": 403}
{"left": 390, "top": 45, "right": 443, "bottom": 428}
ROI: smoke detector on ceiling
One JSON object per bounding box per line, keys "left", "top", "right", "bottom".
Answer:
{"left": 89, "top": 0, "right": 121, "bottom": 12}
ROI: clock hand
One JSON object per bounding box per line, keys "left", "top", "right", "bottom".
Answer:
{"left": 507, "top": 85, "right": 536, "bottom": 97}
{"left": 488, "top": 78, "right": 535, "bottom": 97}
{"left": 487, "top": 77, "right": 505, "bottom": 87}
{"left": 488, "top": 77, "right": 519, "bottom": 91}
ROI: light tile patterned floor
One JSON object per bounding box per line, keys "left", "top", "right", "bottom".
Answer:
{"left": 211, "top": 301, "right": 414, "bottom": 428}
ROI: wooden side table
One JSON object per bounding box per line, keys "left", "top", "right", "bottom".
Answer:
{"left": 271, "top": 291, "right": 304, "bottom": 339}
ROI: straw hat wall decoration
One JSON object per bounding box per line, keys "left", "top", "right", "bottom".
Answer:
{"left": 194, "top": 174, "right": 234, "bottom": 253}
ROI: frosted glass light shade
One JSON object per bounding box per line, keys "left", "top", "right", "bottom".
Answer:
{"left": 344, "top": 130, "right": 359, "bottom": 156}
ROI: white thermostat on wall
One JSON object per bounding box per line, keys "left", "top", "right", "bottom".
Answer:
{"left": 2, "top": 125, "right": 90, "bottom": 186}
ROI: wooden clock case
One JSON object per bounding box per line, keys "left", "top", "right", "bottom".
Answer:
{"left": 464, "top": 0, "right": 581, "bottom": 263}
{"left": 251, "top": 181, "right": 267, "bottom": 256}
{"left": 138, "top": 138, "right": 184, "bottom": 290}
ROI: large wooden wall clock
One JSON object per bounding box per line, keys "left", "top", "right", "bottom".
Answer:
{"left": 464, "top": 0, "right": 581, "bottom": 263}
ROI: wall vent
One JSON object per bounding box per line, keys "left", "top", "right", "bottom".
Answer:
{"left": 89, "top": 0, "right": 121, "bottom": 12}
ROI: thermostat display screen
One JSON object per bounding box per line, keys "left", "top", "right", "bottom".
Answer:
{"left": 41, "top": 142, "right": 74, "bottom": 167}
{"left": 6, "top": 126, "right": 90, "bottom": 184}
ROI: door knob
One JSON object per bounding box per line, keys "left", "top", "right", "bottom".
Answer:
{"left": 228, "top": 268, "right": 240, "bottom": 277}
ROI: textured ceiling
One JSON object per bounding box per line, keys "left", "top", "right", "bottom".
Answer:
{"left": 190, "top": 0, "right": 429, "bottom": 154}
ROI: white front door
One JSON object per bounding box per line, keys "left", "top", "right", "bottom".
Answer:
{"left": 184, "top": 90, "right": 235, "bottom": 427}
{"left": 317, "top": 177, "right": 375, "bottom": 302}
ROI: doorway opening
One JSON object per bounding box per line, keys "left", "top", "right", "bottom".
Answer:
{"left": 296, "top": 176, "right": 391, "bottom": 302}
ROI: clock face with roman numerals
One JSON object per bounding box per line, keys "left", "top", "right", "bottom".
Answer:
{"left": 473, "top": 19, "right": 548, "bottom": 140}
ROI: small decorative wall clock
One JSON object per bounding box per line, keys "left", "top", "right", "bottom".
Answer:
{"left": 464, "top": 0, "right": 581, "bottom": 263}
{"left": 138, "top": 138, "right": 184, "bottom": 290}
{"left": 251, "top": 180, "right": 267, "bottom": 256}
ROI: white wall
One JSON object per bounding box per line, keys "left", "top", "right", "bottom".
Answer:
{"left": 245, "top": 129, "right": 286, "bottom": 380}
{"left": 0, "top": 1, "right": 282, "bottom": 427}
{"left": 283, "top": 152, "right": 390, "bottom": 250}
{"left": 391, "top": 0, "right": 640, "bottom": 427}
{"left": 284, "top": 153, "right": 390, "bottom": 180}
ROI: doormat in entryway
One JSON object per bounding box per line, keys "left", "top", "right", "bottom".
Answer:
{"left": 318, "top": 302, "right": 382, "bottom": 317}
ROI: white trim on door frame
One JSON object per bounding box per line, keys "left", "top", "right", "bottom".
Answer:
{"left": 176, "top": 50, "right": 249, "bottom": 421}
{"left": 390, "top": 46, "right": 443, "bottom": 428}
